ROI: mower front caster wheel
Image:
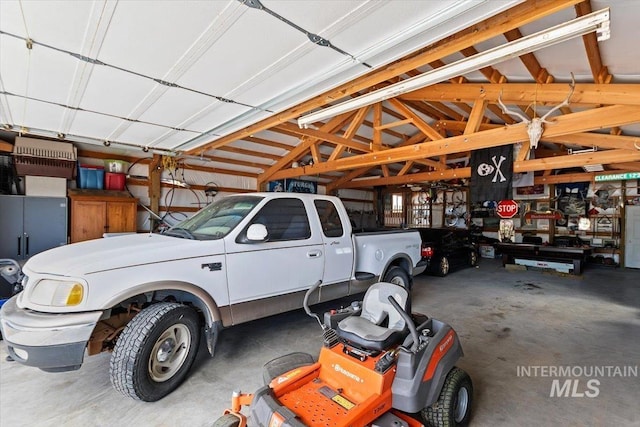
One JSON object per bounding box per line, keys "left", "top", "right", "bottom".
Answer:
{"left": 422, "top": 367, "right": 473, "bottom": 427}
{"left": 212, "top": 414, "right": 240, "bottom": 427}
{"left": 262, "top": 352, "right": 315, "bottom": 384}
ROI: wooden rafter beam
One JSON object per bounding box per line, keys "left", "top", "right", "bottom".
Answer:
{"left": 464, "top": 99, "right": 487, "bottom": 134}
{"left": 329, "top": 106, "right": 370, "bottom": 161}
{"left": 186, "top": 0, "right": 582, "bottom": 154}
{"left": 607, "top": 163, "right": 640, "bottom": 172}
{"left": 576, "top": 1, "right": 611, "bottom": 84}
{"left": 269, "top": 105, "right": 640, "bottom": 180}
{"left": 276, "top": 122, "right": 372, "bottom": 153}
{"left": 326, "top": 167, "right": 372, "bottom": 193}
{"left": 258, "top": 113, "right": 354, "bottom": 186}
{"left": 402, "top": 100, "right": 448, "bottom": 121}
{"left": 401, "top": 83, "right": 640, "bottom": 105}
{"left": 243, "top": 136, "right": 295, "bottom": 151}
{"left": 503, "top": 28, "right": 553, "bottom": 84}
{"left": 436, "top": 121, "right": 640, "bottom": 151}
{"left": 336, "top": 149, "right": 640, "bottom": 189}
{"left": 387, "top": 98, "right": 443, "bottom": 141}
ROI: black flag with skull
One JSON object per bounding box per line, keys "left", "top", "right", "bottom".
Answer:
{"left": 470, "top": 145, "right": 514, "bottom": 203}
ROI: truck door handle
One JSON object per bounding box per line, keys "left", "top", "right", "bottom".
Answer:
{"left": 17, "top": 236, "right": 21, "bottom": 256}
{"left": 25, "top": 234, "right": 29, "bottom": 256}
{"left": 307, "top": 250, "right": 322, "bottom": 258}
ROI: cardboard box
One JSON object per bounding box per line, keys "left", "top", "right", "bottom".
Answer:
{"left": 25, "top": 175, "right": 67, "bottom": 197}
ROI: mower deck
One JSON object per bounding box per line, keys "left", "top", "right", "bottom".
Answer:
{"left": 269, "top": 345, "right": 396, "bottom": 427}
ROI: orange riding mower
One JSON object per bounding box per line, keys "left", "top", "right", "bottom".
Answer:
{"left": 213, "top": 281, "right": 473, "bottom": 427}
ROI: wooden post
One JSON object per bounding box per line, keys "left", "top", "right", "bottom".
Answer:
{"left": 149, "top": 154, "right": 162, "bottom": 230}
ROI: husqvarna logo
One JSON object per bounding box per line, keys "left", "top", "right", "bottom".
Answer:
{"left": 334, "top": 364, "right": 364, "bottom": 383}
{"left": 439, "top": 334, "right": 454, "bottom": 353}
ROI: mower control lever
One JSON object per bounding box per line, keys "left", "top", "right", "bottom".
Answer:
{"left": 387, "top": 295, "right": 420, "bottom": 352}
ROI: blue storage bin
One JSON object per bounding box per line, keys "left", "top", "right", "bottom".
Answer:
{"left": 78, "top": 165, "right": 105, "bottom": 189}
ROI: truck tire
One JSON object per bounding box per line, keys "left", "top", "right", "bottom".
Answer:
{"left": 212, "top": 414, "right": 240, "bottom": 427}
{"left": 383, "top": 266, "right": 411, "bottom": 289}
{"left": 109, "top": 302, "right": 201, "bottom": 401}
{"left": 422, "top": 367, "right": 473, "bottom": 427}
{"left": 437, "top": 256, "right": 450, "bottom": 277}
{"left": 262, "top": 352, "right": 314, "bottom": 384}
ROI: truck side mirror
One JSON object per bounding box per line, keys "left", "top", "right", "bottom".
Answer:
{"left": 246, "top": 223, "right": 268, "bottom": 242}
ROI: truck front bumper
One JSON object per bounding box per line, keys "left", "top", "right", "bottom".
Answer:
{"left": 0, "top": 296, "right": 103, "bottom": 372}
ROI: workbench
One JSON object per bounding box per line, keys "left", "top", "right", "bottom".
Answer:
{"left": 495, "top": 243, "right": 593, "bottom": 275}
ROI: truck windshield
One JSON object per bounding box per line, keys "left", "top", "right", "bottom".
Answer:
{"left": 163, "top": 195, "right": 263, "bottom": 240}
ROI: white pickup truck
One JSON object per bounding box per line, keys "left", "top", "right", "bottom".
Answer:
{"left": 1, "top": 192, "right": 425, "bottom": 401}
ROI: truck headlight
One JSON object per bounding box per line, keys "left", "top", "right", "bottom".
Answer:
{"left": 30, "top": 279, "right": 85, "bottom": 306}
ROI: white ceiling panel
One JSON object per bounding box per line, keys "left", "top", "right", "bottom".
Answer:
{"left": 231, "top": 140, "right": 288, "bottom": 157}
{"left": 0, "top": 1, "right": 94, "bottom": 52}
{"left": 181, "top": 102, "right": 253, "bottom": 134}
{"left": 146, "top": 130, "right": 201, "bottom": 151}
{"left": 6, "top": 96, "right": 63, "bottom": 131}
{"left": 67, "top": 110, "right": 125, "bottom": 141}
{"left": 233, "top": 47, "right": 345, "bottom": 106}
{"left": 0, "top": 35, "right": 31, "bottom": 96}
{"left": 97, "top": 1, "right": 231, "bottom": 79}
{"left": 137, "top": 87, "right": 216, "bottom": 130}
{"left": 78, "top": 64, "right": 156, "bottom": 117}
{"left": 115, "top": 122, "right": 177, "bottom": 147}
{"left": 176, "top": 9, "right": 302, "bottom": 98}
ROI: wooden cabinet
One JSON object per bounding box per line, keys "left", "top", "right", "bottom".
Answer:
{"left": 69, "top": 190, "right": 137, "bottom": 243}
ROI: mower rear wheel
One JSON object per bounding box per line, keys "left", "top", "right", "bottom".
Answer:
{"left": 212, "top": 414, "right": 240, "bottom": 427}
{"left": 422, "top": 367, "right": 473, "bottom": 427}
{"left": 262, "top": 352, "right": 314, "bottom": 384}
{"left": 383, "top": 266, "right": 411, "bottom": 290}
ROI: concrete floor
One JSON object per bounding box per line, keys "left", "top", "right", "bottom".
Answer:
{"left": 1, "top": 259, "right": 639, "bottom": 427}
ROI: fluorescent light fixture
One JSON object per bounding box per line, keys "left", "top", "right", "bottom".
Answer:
{"left": 583, "top": 164, "right": 604, "bottom": 172}
{"left": 297, "top": 8, "right": 610, "bottom": 128}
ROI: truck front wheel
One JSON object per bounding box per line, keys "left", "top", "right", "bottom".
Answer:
{"left": 109, "top": 302, "right": 201, "bottom": 401}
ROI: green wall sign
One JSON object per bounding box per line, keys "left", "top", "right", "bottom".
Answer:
{"left": 594, "top": 172, "right": 640, "bottom": 182}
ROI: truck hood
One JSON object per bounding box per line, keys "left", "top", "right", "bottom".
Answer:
{"left": 25, "top": 233, "right": 225, "bottom": 276}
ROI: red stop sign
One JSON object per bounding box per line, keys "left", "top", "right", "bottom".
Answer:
{"left": 496, "top": 199, "right": 519, "bottom": 218}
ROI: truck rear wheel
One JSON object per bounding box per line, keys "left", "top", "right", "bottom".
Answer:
{"left": 109, "top": 302, "right": 201, "bottom": 401}
{"left": 383, "top": 266, "right": 411, "bottom": 289}
{"left": 437, "top": 256, "right": 450, "bottom": 277}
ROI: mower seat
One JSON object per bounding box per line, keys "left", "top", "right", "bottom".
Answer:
{"left": 336, "top": 282, "right": 409, "bottom": 352}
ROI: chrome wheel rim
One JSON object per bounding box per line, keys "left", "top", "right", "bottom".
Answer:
{"left": 454, "top": 386, "right": 469, "bottom": 422}
{"left": 441, "top": 258, "right": 449, "bottom": 275}
{"left": 148, "top": 323, "right": 191, "bottom": 382}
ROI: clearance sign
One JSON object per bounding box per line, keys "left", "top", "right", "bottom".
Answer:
{"left": 595, "top": 172, "right": 640, "bottom": 182}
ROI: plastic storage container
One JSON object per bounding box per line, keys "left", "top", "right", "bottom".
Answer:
{"left": 104, "top": 159, "right": 129, "bottom": 173}
{"left": 78, "top": 165, "right": 104, "bottom": 189}
{"left": 105, "top": 172, "right": 126, "bottom": 191}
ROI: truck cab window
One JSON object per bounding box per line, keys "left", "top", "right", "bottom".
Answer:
{"left": 250, "top": 198, "right": 311, "bottom": 241}
{"left": 314, "top": 200, "right": 344, "bottom": 238}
